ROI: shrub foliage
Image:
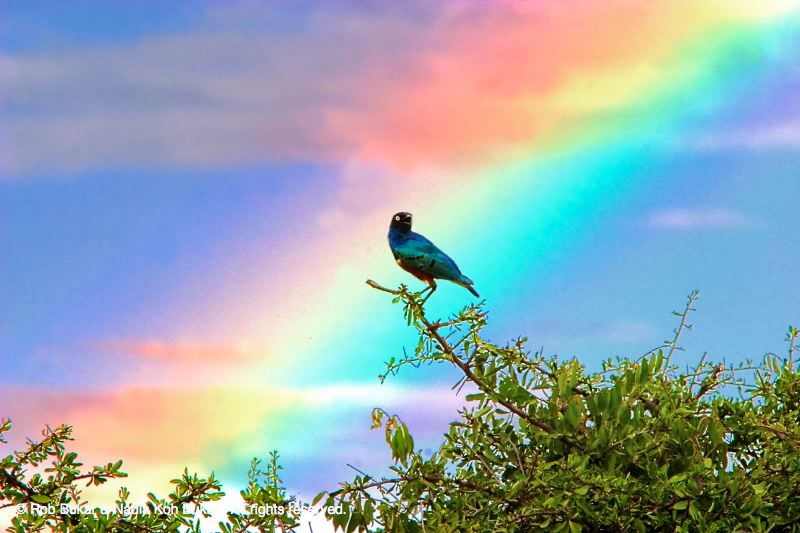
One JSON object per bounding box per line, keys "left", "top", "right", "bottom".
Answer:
{"left": 318, "top": 285, "right": 800, "bottom": 533}
{"left": 2, "top": 285, "right": 799, "bottom": 532}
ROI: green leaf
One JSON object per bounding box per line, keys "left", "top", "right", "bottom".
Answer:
{"left": 688, "top": 501, "right": 700, "bottom": 521}
{"left": 639, "top": 359, "right": 649, "bottom": 384}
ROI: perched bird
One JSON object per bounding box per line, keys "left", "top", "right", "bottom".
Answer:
{"left": 387, "top": 212, "right": 479, "bottom": 302}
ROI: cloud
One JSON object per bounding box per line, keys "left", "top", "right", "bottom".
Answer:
{"left": 0, "top": 381, "right": 464, "bottom": 523}
{"left": 691, "top": 120, "right": 800, "bottom": 151}
{"left": 0, "top": 4, "right": 423, "bottom": 175}
{"left": 0, "top": 383, "right": 463, "bottom": 463}
{"left": 91, "top": 338, "right": 264, "bottom": 362}
{"left": 647, "top": 208, "right": 749, "bottom": 230}
{"left": 0, "top": 381, "right": 466, "bottom": 525}
{"left": 0, "top": 0, "right": 749, "bottom": 176}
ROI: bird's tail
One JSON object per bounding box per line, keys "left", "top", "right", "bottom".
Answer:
{"left": 455, "top": 276, "right": 480, "bottom": 298}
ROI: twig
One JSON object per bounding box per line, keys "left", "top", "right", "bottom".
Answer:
{"left": 366, "top": 279, "right": 401, "bottom": 295}
{"left": 366, "top": 279, "right": 564, "bottom": 442}
{"left": 788, "top": 326, "right": 798, "bottom": 372}
{"left": 430, "top": 314, "right": 486, "bottom": 331}
{"left": 689, "top": 352, "right": 709, "bottom": 392}
{"left": 662, "top": 290, "right": 699, "bottom": 379}
{"left": 531, "top": 362, "right": 589, "bottom": 397}
{"left": 346, "top": 463, "right": 369, "bottom": 478}
{"left": 422, "top": 310, "right": 555, "bottom": 434}
{"left": 634, "top": 343, "right": 670, "bottom": 364}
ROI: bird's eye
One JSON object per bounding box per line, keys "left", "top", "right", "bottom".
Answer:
{"left": 395, "top": 216, "right": 400, "bottom": 221}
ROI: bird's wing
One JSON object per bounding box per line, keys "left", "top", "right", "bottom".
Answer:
{"left": 393, "top": 232, "right": 463, "bottom": 280}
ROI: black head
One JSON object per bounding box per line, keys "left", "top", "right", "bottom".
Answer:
{"left": 390, "top": 212, "right": 413, "bottom": 233}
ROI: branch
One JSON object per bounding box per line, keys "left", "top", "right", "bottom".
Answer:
{"left": 424, "top": 311, "right": 556, "bottom": 434}
{"left": 0, "top": 468, "right": 36, "bottom": 498}
{"left": 663, "top": 290, "right": 699, "bottom": 378}
{"left": 366, "top": 279, "right": 401, "bottom": 295}
{"left": 530, "top": 361, "right": 589, "bottom": 397}
{"left": 366, "top": 280, "right": 565, "bottom": 442}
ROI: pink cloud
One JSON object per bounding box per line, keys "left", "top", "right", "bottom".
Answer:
{"left": 91, "top": 338, "right": 263, "bottom": 362}
{"left": 0, "top": 1, "right": 727, "bottom": 176}
{"left": 0, "top": 384, "right": 465, "bottom": 464}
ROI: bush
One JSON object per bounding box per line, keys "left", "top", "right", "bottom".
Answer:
{"left": 317, "top": 285, "right": 800, "bottom": 532}
{"left": 3, "top": 286, "right": 799, "bottom": 532}
{"left": 0, "top": 422, "right": 298, "bottom": 532}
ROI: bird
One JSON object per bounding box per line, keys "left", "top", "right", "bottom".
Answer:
{"left": 387, "top": 212, "right": 479, "bottom": 303}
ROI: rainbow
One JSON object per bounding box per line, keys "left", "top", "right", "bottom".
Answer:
{"left": 2, "top": 1, "right": 798, "bottom": 523}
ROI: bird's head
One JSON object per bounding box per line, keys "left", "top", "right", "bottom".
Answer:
{"left": 390, "top": 212, "right": 413, "bottom": 233}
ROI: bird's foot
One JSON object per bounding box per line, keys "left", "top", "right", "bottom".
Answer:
{"left": 418, "top": 287, "right": 436, "bottom": 305}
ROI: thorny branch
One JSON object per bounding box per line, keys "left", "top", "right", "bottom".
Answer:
{"left": 365, "top": 280, "right": 573, "bottom": 443}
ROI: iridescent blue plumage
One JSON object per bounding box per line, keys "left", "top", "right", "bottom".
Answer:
{"left": 387, "top": 212, "right": 479, "bottom": 300}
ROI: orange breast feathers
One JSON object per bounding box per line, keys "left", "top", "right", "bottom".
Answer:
{"left": 396, "top": 258, "right": 436, "bottom": 285}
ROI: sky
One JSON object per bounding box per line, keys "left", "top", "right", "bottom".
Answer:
{"left": 1, "top": 0, "right": 799, "bottom": 530}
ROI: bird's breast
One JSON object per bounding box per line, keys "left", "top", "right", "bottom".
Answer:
{"left": 395, "top": 258, "right": 434, "bottom": 282}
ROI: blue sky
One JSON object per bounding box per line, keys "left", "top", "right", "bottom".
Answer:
{"left": 1, "top": 2, "right": 799, "bottom": 528}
